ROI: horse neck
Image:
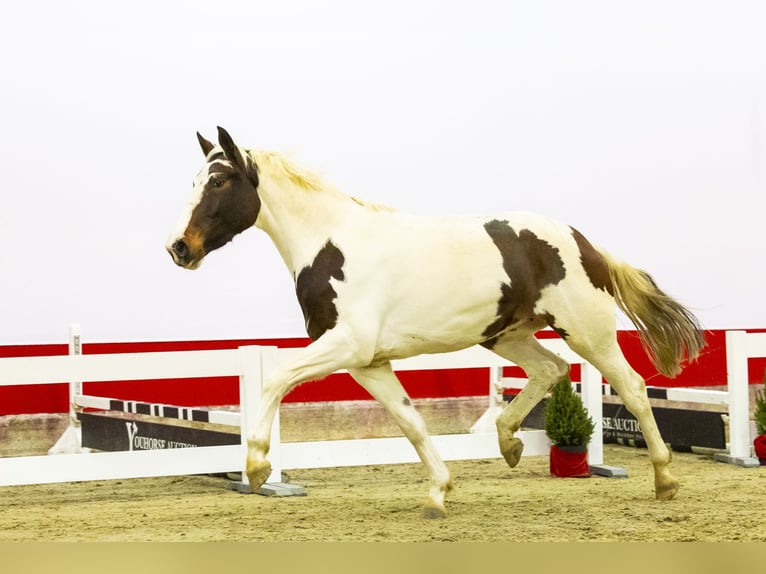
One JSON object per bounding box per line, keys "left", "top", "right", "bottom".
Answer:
{"left": 255, "top": 173, "right": 352, "bottom": 272}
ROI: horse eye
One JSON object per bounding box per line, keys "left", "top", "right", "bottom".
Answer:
{"left": 212, "top": 178, "right": 224, "bottom": 188}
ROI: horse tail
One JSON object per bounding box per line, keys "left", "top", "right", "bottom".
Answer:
{"left": 598, "top": 249, "right": 705, "bottom": 378}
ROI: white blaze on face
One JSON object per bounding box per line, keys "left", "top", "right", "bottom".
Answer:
{"left": 165, "top": 158, "right": 217, "bottom": 252}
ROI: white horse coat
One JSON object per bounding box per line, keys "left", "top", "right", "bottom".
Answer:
{"left": 168, "top": 127, "right": 704, "bottom": 518}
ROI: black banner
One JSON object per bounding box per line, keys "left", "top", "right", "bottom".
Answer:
{"left": 79, "top": 412, "right": 240, "bottom": 452}
{"left": 517, "top": 399, "right": 726, "bottom": 452}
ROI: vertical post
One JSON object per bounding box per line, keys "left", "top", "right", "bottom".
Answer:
{"left": 726, "top": 330, "right": 752, "bottom": 460}
{"left": 493, "top": 366, "right": 505, "bottom": 411}
{"left": 238, "top": 345, "right": 281, "bottom": 487}
{"left": 715, "top": 330, "right": 759, "bottom": 466}
{"left": 68, "top": 324, "right": 82, "bottom": 425}
{"left": 49, "top": 324, "right": 85, "bottom": 454}
{"left": 261, "top": 345, "right": 283, "bottom": 481}
{"left": 580, "top": 361, "right": 603, "bottom": 466}
{"left": 469, "top": 365, "right": 505, "bottom": 434}
{"left": 581, "top": 360, "right": 627, "bottom": 477}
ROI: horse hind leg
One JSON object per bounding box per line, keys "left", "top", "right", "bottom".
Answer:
{"left": 569, "top": 338, "right": 679, "bottom": 500}
{"left": 609, "top": 361, "right": 679, "bottom": 500}
{"left": 348, "top": 363, "right": 453, "bottom": 519}
{"left": 485, "top": 336, "right": 570, "bottom": 468}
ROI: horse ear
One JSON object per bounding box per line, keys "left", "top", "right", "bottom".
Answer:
{"left": 197, "top": 132, "right": 215, "bottom": 157}
{"left": 217, "top": 126, "right": 246, "bottom": 171}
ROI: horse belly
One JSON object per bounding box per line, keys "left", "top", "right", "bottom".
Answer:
{"left": 369, "top": 262, "right": 507, "bottom": 359}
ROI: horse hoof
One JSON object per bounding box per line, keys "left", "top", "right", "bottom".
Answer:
{"left": 421, "top": 505, "right": 447, "bottom": 519}
{"left": 655, "top": 480, "right": 679, "bottom": 501}
{"left": 246, "top": 460, "right": 272, "bottom": 490}
{"left": 500, "top": 437, "right": 524, "bottom": 468}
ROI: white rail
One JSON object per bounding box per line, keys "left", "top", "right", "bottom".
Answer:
{"left": 0, "top": 337, "right": 601, "bottom": 487}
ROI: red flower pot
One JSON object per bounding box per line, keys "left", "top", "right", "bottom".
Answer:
{"left": 754, "top": 435, "right": 766, "bottom": 465}
{"left": 549, "top": 444, "right": 591, "bottom": 478}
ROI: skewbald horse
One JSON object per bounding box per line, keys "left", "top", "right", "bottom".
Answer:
{"left": 167, "top": 127, "right": 704, "bottom": 518}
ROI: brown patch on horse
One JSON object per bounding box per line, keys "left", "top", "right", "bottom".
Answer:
{"left": 295, "top": 241, "right": 346, "bottom": 340}
{"left": 481, "top": 220, "right": 566, "bottom": 345}
{"left": 541, "top": 312, "right": 570, "bottom": 339}
{"left": 570, "top": 227, "right": 613, "bottom": 296}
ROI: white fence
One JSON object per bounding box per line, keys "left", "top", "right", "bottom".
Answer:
{"left": 0, "top": 338, "right": 603, "bottom": 487}
{"left": 591, "top": 330, "right": 761, "bottom": 466}
{"left": 1, "top": 330, "right": 759, "bottom": 488}
{"left": 715, "top": 330, "right": 765, "bottom": 465}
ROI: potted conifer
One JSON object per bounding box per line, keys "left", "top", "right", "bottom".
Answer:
{"left": 544, "top": 376, "right": 595, "bottom": 478}
{"left": 753, "top": 369, "right": 766, "bottom": 465}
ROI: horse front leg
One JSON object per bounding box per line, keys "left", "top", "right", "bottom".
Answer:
{"left": 348, "top": 363, "right": 453, "bottom": 519}
{"left": 244, "top": 329, "right": 366, "bottom": 491}
{"left": 244, "top": 382, "right": 284, "bottom": 490}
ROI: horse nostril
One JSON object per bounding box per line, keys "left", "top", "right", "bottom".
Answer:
{"left": 172, "top": 239, "right": 189, "bottom": 259}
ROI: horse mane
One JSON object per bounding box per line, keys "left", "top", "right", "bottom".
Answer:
{"left": 247, "top": 149, "right": 395, "bottom": 213}
{"left": 249, "top": 150, "right": 323, "bottom": 191}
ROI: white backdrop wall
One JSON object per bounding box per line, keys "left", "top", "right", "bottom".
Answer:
{"left": 1, "top": 0, "right": 764, "bottom": 345}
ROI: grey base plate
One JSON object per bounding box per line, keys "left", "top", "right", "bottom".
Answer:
{"left": 228, "top": 480, "right": 308, "bottom": 496}
{"left": 589, "top": 464, "right": 629, "bottom": 478}
{"left": 713, "top": 453, "right": 762, "bottom": 468}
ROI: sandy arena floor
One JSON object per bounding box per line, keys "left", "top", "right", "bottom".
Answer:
{"left": 1, "top": 397, "right": 764, "bottom": 541}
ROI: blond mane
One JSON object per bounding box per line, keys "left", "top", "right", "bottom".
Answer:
{"left": 247, "top": 149, "right": 395, "bottom": 213}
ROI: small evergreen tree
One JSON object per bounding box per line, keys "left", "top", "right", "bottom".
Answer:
{"left": 544, "top": 376, "right": 595, "bottom": 447}
{"left": 754, "top": 369, "right": 766, "bottom": 436}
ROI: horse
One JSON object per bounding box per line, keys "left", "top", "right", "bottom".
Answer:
{"left": 166, "top": 126, "right": 704, "bottom": 518}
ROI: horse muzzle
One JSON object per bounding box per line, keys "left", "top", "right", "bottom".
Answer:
{"left": 167, "top": 238, "right": 203, "bottom": 269}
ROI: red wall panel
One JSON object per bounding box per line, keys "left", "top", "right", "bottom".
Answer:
{"left": 1, "top": 329, "right": 764, "bottom": 415}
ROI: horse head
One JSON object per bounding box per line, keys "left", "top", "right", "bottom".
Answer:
{"left": 166, "top": 127, "right": 261, "bottom": 269}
